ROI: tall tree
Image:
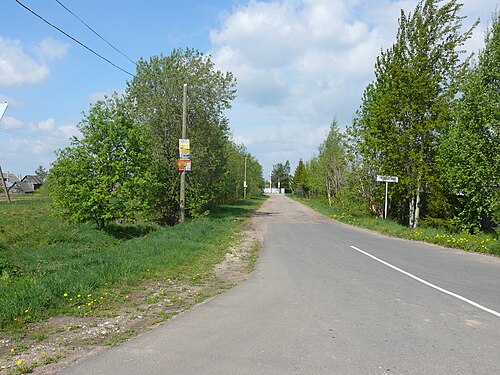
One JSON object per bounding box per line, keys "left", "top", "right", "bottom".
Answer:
{"left": 127, "top": 48, "right": 237, "bottom": 223}
{"left": 317, "top": 119, "right": 346, "bottom": 206}
{"left": 34, "top": 165, "right": 48, "bottom": 181}
{"left": 440, "top": 12, "right": 500, "bottom": 231}
{"left": 349, "top": 0, "right": 476, "bottom": 227}
{"left": 291, "top": 159, "right": 308, "bottom": 197}
{"left": 271, "top": 161, "right": 291, "bottom": 190}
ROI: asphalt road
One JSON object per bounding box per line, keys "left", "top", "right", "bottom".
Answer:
{"left": 58, "top": 194, "right": 500, "bottom": 374}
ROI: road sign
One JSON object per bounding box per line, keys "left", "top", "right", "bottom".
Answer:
{"left": 0, "top": 102, "right": 8, "bottom": 122}
{"left": 377, "top": 175, "right": 398, "bottom": 219}
{"left": 376, "top": 175, "right": 399, "bottom": 183}
{"left": 177, "top": 159, "right": 192, "bottom": 172}
{"left": 179, "top": 139, "right": 190, "bottom": 159}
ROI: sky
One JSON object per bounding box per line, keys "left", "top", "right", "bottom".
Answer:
{"left": 1, "top": 0, "right": 498, "bottom": 179}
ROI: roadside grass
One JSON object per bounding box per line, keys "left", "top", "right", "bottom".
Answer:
{"left": 292, "top": 196, "right": 499, "bottom": 257}
{"left": 0, "top": 195, "right": 266, "bottom": 331}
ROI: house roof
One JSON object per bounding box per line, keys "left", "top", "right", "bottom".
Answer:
{"left": 21, "top": 175, "right": 44, "bottom": 185}
{"left": 8, "top": 181, "right": 34, "bottom": 193}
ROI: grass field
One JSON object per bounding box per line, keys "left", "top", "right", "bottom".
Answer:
{"left": 292, "top": 196, "right": 499, "bottom": 257}
{"left": 0, "top": 196, "right": 266, "bottom": 330}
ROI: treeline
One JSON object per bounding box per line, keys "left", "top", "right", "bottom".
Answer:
{"left": 292, "top": 0, "right": 499, "bottom": 233}
{"left": 49, "top": 49, "right": 265, "bottom": 228}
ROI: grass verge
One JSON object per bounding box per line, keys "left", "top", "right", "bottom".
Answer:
{"left": 0, "top": 196, "right": 266, "bottom": 331}
{"left": 292, "top": 196, "right": 499, "bottom": 257}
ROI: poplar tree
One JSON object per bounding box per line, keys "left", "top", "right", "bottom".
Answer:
{"left": 440, "top": 12, "right": 500, "bottom": 231}
{"left": 349, "top": 0, "right": 476, "bottom": 227}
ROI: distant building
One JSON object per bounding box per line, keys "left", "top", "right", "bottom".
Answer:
{"left": 21, "top": 175, "right": 44, "bottom": 190}
{"left": 2, "top": 173, "right": 44, "bottom": 194}
{"left": 8, "top": 181, "right": 35, "bottom": 194}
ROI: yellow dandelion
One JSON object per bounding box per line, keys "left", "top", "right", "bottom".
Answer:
{"left": 17, "top": 359, "right": 23, "bottom": 365}
{"left": 77, "top": 294, "right": 81, "bottom": 298}
{"left": 10, "top": 348, "right": 14, "bottom": 353}
{"left": 24, "top": 309, "right": 29, "bottom": 313}
{"left": 42, "top": 351, "right": 45, "bottom": 356}
{"left": 64, "top": 293, "right": 68, "bottom": 297}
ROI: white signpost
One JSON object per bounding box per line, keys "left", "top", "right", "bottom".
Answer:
{"left": 377, "top": 175, "right": 398, "bottom": 219}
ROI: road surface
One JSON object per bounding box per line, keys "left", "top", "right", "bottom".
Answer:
{"left": 58, "top": 194, "right": 500, "bottom": 374}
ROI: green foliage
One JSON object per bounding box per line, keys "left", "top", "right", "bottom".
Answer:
{"left": 307, "top": 119, "right": 347, "bottom": 205}
{"left": 271, "top": 161, "right": 291, "bottom": 190}
{"left": 0, "top": 196, "right": 265, "bottom": 329}
{"left": 127, "top": 48, "right": 238, "bottom": 224}
{"left": 348, "top": 0, "right": 476, "bottom": 227}
{"left": 439, "top": 12, "right": 500, "bottom": 231}
{"left": 50, "top": 94, "right": 154, "bottom": 228}
{"left": 49, "top": 48, "right": 264, "bottom": 226}
{"left": 291, "top": 159, "right": 308, "bottom": 197}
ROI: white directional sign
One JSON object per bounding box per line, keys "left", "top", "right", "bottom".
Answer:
{"left": 0, "top": 102, "right": 7, "bottom": 122}
{"left": 376, "top": 175, "right": 399, "bottom": 183}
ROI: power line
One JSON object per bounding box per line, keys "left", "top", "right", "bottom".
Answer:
{"left": 0, "top": 128, "right": 69, "bottom": 144}
{"left": 54, "top": 0, "right": 136, "bottom": 65}
{"left": 14, "top": 0, "right": 134, "bottom": 77}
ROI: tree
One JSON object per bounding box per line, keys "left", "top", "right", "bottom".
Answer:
{"left": 292, "top": 159, "right": 308, "bottom": 197}
{"left": 50, "top": 94, "right": 154, "bottom": 228}
{"left": 440, "top": 12, "right": 500, "bottom": 231}
{"left": 34, "top": 165, "right": 48, "bottom": 181}
{"left": 317, "top": 119, "right": 346, "bottom": 206}
{"left": 349, "top": 0, "right": 476, "bottom": 227}
{"left": 127, "top": 48, "right": 237, "bottom": 223}
{"left": 271, "top": 161, "right": 291, "bottom": 190}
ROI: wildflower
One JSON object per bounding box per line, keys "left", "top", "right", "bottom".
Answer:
{"left": 24, "top": 309, "right": 29, "bottom": 314}
{"left": 17, "top": 359, "right": 23, "bottom": 365}
{"left": 10, "top": 348, "right": 14, "bottom": 353}
{"left": 124, "top": 295, "right": 129, "bottom": 299}
{"left": 77, "top": 294, "right": 81, "bottom": 298}
{"left": 63, "top": 293, "right": 68, "bottom": 297}
{"left": 42, "top": 351, "right": 45, "bottom": 356}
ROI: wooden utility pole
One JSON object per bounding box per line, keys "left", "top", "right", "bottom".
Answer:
{"left": 179, "top": 84, "right": 188, "bottom": 223}
{"left": 0, "top": 102, "right": 10, "bottom": 203}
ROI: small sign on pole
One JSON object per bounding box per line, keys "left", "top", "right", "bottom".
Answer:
{"left": 377, "top": 175, "right": 398, "bottom": 219}
{"left": 177, "top": 159, "right": 192, "bottom": 172}
{"left": 179, "top": 139, "right": 190, "bottom": 159}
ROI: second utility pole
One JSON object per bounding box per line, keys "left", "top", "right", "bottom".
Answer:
{"left": 179, "top": 83, "right": 187, "bottom": 223}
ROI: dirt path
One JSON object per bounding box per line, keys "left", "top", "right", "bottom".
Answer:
{"left": 0, "top": 195, "right": 288, "bottom": 375}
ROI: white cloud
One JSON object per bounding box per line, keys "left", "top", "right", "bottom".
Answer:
{"left": 88, "top": 89, "right": 124, "bottom": 104}
{"left": 1, "top": 116, "right": 23, "bottom": 130}
{"left": 0, "top": 37, "right": 68, "bottom": 87}
{"left": 36, "top": 37, "right": 69, "bottom": 61}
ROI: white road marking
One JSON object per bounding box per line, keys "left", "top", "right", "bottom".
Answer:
{"left": 350, "top": 245, "right": 500, "bottom": 318}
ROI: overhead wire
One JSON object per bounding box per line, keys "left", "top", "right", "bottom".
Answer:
{"left": 0, "top": 128, "right": 70, "bottom": 144}
{"left": 14, "top": 0, "right": 135, "bottom": 77}
{"left": 54, "top": 0, "right": 136, "bottom": 65}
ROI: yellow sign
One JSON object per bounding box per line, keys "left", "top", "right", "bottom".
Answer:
{"left": 179, "top": 139, "right": 190, "bottom": 158}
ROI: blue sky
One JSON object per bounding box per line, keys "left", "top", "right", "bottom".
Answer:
{"left": 1, "top": 0, "right": 498, "bottom": 179}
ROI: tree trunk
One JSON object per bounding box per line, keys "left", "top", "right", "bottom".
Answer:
{"left": 409, "top": 196, "right": 415, "bottom": 228}
{"left": 326, "top": 176, "right": 332, "bottom": 206}
{"left": 414, "top": 187, "right": 421, "bottom": 228}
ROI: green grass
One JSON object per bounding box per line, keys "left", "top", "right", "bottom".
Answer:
{"left": 292, "top": 195, "right": 499, "bottom": 256}
{"left": 0, "top": 196, "right": 266, "bottom": 330}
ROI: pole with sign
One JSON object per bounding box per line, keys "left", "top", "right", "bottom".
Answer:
{"left": 0, "top": 103, "right": 11, "bottom": 203}
{"left": 179, "top": 84, "right": 188, "bottom": 223}
{"left": 376, "top": 175, "right": 398, "bottom": 219}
